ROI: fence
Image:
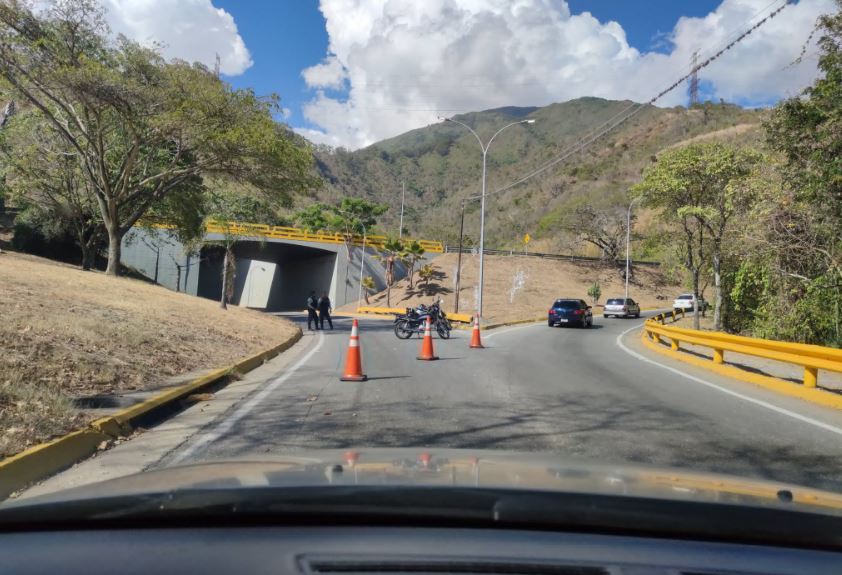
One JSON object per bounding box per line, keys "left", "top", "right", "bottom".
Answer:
{"left": 644, "top": 317, "right": 842, "bottom": 388}
{"left": 443, "top": 245, "right": 661, "bottom": 267}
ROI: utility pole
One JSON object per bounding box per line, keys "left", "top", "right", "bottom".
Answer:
{"left": 454, "top": 201, "right": 466, "bottom": 313}
{"left": 399, "top": 181, "right": 405, "bottom": 239}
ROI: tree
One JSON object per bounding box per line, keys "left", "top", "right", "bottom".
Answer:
{"left": 375, "top": 237, "right": 404, "bottom": 307}
{"left": 418, "top": 264, "right": 435, "bottom": 294}
{"left": 565, "top": 204, "right": 631, "bottom": 262}
{"left": 633, "top": 143, "right": 760, "bottom": 330}
{"left": 0, "top": 1, "right": 316, "bottom": 275}
{"left": 402, "top": 240, "right": 426, "bottom": 289}
{"left": 361, "top": 276, "right": 376, "bottom": 304}
{"left": 587, "top": 281, "right": 601, "bottom": 304}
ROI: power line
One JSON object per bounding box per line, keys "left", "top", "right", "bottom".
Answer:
{"left": 468, "top": 0, "right": 793, "bottom": 202}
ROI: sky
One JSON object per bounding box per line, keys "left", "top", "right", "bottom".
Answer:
{"left": 98, "top": 0, "right": 834, "bottom": 149}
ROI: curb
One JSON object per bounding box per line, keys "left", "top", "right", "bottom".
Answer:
{"left": 454, "top": 316, "right": 546, "bottom": 331}
{"left": 0, "top": 328, "right": 303, "bottom": 500}
{"left": 639, "top": 330, "right": 842, "bottom": 411}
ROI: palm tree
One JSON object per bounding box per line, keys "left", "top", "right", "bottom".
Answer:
{"left": 402, "top": 240, "right": 426, "bottom": 289}
{"left": 375, "top": 237, "right": 405, "bottom": 307}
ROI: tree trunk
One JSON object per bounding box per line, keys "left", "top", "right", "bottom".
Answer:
{"left": 105, "top": 223, "right": 122, "bottom": 276}
{"left": 692, "top": 272, "right": 701, "bottom": 331}
{"left": 220, "top": 250, "right": 229, "bottom": 310}
{"left": 386, "top": 285, "right": 391, "bottom": 308}
{"left": 712, "top": 245, "right": 722, "bottom": 331}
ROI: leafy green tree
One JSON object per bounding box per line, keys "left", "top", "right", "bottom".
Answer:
{"left": 418, "top": 264, "right": 435, "bottom": 294}
{"left": 633, "top": 142, "right": 760, "bottom": 330}
{"left": 0, "top": 0, "right": 316, "bottom": 275}
{"left": 402, "top": 240, "right": 426, "bottom": 289}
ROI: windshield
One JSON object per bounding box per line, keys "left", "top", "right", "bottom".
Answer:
{"left": 2, "top": 0, "right": 842, "bottom": 525}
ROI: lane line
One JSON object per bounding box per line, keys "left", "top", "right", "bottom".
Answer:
{"left": 169, "top": 330, "right": 327, "bottom": 464}
{"left": 615, "top": 324, "right": 842, "bottom": 437}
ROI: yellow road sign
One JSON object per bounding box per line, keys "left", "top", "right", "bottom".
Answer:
{"left": 523, "top": 233, "right": 531, "bottom": 244}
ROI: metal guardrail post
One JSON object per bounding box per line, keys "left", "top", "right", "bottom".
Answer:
{"left": 670, "top": 338, "right": 680, "bottom": 351}
{"left": 712, "top": 348, "right": 725, "bottom": 364}
{"left": 804, "top": 367, "right": 819, "bottom": 388}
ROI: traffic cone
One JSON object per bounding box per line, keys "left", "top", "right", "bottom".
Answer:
{"left": 340, "top": 319, "right": 367, "bottom": 381}
{"left": 469, "top": 314, "right": 484, "bottom": 349}
{"left": 417, "top": 316, "right": 439, "bottom": 361}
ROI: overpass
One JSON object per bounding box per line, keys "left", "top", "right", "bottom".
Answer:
{"left": 120, "top": 222, "right": 442, "bottom": 311}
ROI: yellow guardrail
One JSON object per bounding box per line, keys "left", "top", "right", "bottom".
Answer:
{"left": 199, "top": 221, "right": 444, "bottom": 253}
{"left": 644, "top": 318, "right": 842, "bottom": 388}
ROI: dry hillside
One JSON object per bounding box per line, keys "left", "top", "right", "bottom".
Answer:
{"left": 0, "top": 251, "right": 299, "bottom": 457}
{"left": 342, "top": 252, "right": 677, "bottom": 323}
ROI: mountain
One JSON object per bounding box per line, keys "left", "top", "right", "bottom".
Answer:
{"left": 309, "top": 97, "right": 766, "bottom": 254}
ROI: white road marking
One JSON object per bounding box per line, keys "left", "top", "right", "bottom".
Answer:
{"left": 169, "top": 330, "right": 327, "bottom": 464}
{"left": 616, "top": 324, "right": 842, "bottom": 437}
{"left": 484, "top": 321, "right": 544, "bottom": 339}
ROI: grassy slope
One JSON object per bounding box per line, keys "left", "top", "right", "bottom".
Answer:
{"left": 312, "top": 98, "right": 766, "bottom": 253}
{"left": 0, "top": 251, "right": 298, "bottom": 457}
{"left": 340, "top": 252, "right": 677, "bottom": 324}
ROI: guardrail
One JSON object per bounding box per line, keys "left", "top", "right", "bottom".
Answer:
{"left": 443, "top": 245, "right": 660, "bottom": 267}
{"left": 644, "top": 318, "right": 842, "bottom": 388}
{"left": 147, "top": 221, "right": 444, "bottom": 253}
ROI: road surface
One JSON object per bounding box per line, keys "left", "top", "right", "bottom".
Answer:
{"left": 150, "top": 311, "right": 842, "bottom": 493}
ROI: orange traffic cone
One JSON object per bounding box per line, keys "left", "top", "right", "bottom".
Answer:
{"left": 340, "top": 319, "right": 368, "bottom": 381}
{"left": 469, "top": 314, "right": 484, "bottom": 349}
{"left": 417, "top": 316, "right": 439, "bottom": 361}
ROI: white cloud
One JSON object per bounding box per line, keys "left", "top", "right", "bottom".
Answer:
{"left": 102, "top": 0, "right": 253, "bottom": 75}
{"left": 300, "top": 0, "right": 834, "bottom": 148}
{"left": 281, "top": 107, "right": 292, "bottom": 119}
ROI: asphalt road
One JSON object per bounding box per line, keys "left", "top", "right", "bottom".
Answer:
{"left": 159, "top": 312, "right": 842, "bottom": 492}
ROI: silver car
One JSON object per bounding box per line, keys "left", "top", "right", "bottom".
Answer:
{"left": 673, "top": 293, "right": 707, "bottom": 312}
{"left": 603, "top": 297, "right": 640, "bottom": 318}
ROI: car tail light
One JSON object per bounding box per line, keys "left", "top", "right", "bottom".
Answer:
{"left": 622, "top": 306, "right": 628, "bottom": 311}
{"left": 548, "top": 308, "right": 555, "bottom": 314}
{"left": 574, "top": 309, "right": 584, "bottom": 315}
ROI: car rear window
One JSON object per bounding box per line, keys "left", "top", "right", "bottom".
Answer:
{"left": 677, "top": 294, "right": 693, "bottom": 299}
{"left": 607, "top": 299, "right": 624, "bottom": 305}
{"left": 553, "top": 299, "right": 580, "bottom": 308}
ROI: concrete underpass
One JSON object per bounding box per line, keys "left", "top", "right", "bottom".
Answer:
{"left": 121, "top": 227, "right": 419, "bottom": 311}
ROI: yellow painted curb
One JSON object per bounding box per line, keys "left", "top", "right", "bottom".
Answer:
{"left": 640, "top": 330, "right": 842, "bottom": 411}
{"left": 0, "top": 328, "right": 303, "bottom": 500}
{"left": 0, "top": 429, "right": 111, "bottom": 500}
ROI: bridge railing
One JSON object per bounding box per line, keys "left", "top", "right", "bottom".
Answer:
{"left": 154, "top": 221, "right": 444, "bottom": 253}
{"left": 644, "top": 318, "right": 842, "bottom": 388}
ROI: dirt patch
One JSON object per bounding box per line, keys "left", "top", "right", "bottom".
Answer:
{"left": 0, "top": 251, "right": 298, "bottom": 458}
{"left": 342, "top": 252, "right": 678, "bottom": 323}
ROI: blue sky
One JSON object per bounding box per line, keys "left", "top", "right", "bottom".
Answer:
{"left": 215, "top": 0, "right": 723, "bottom": 129}
{"left": 115, "top": 0, "right": 828, "bottom": 148}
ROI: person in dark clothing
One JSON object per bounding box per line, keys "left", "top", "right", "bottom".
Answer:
{"left": 306, "top": 291, "right": 319, "bottom": 331}
{"left": 318, "top": 292, "right": 333, "bottom": 330}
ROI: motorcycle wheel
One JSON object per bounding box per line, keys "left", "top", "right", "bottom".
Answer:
{"left": 436, "top": 321, "right": 451, "bottom": 339}
{"left": 394, "top": 319, "right": 415, "bottom": 339}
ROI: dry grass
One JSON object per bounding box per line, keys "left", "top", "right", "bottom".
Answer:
{"left": 0, "top": 251, "right": 298, "bottom": 457}
{"left": 342, "top": 253, "right": 678, "bottom": 323}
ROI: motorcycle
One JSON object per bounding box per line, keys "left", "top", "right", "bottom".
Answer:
{"left": 393, "top": 299, "right": 452, "bottom": 339}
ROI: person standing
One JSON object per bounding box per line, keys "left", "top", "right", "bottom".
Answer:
{"left": 306, "top": 290, "right": 319, "bottom": 331}
{"left": 318, "top": 292, "right": 333, "bottom": 330}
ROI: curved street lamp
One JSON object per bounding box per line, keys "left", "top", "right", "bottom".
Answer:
{"left": 440, "top": 116, "right": 536, "bottom": 318}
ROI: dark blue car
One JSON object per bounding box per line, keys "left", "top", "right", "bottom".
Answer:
{"left": 548, "top": 298, "right": 593, "bottom": 328}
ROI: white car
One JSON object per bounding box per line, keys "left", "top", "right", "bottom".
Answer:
{"left": 603, "top": 298, "right": 640, "bottom": 318}
{"left": 673, "top": 293, "right": 707, "bottom": 312}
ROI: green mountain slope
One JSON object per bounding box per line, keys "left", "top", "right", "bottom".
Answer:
{"left": 310, "top": 97, "right": 765, "bottom": 253}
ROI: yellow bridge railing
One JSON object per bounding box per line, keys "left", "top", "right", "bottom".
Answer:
{"left": 644, "top": 318, "right": 842, "bottom": 388}
{"left": 200, "top": 221, "right": 444, "bottom": 253}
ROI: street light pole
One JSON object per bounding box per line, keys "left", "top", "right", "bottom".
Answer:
{"left": 625, "top": 196, "right": 642, "bottom": 300}
{"left": 441, "top": 117, "right": 535, "bottom": 319}
{"left": 357, "top": 222, "right": 367, "bottom": 311}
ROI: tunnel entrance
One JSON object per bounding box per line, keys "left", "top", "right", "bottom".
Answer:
{"left": 197, "top": 241, "right": 338, "bottom": 311}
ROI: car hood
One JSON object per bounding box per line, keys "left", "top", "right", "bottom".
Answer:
{"left": 8, "top": 448, "right": 842, "bottom": 516}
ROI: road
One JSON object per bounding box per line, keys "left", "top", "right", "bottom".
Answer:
{"left": 153, "top": 311, "right": 842, "bottom": 493}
